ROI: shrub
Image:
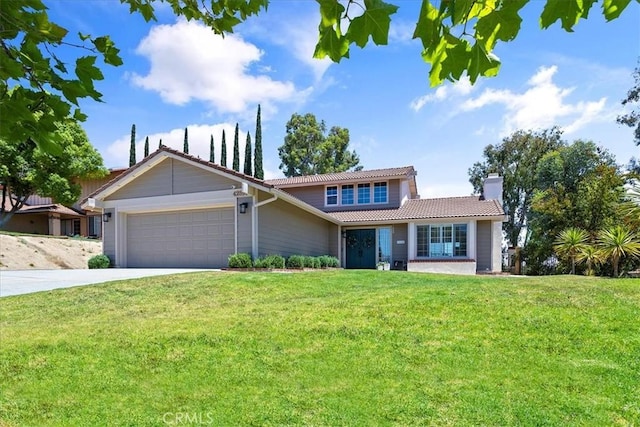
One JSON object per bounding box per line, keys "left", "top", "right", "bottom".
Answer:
{"left": 88, "top": 254, "right": 110, "bottom": 269}
{"left": 304, "top": 256, "right": 320, "bottom": 269}
{"left": 228, "top": 253, "right": 252, "bottom": 268}
{"left": 254, "top": 254, "right": 285, "bottom": 269}
{"left": 286, "top": 255, "right": 305, "bottom": 269}
{"left": 318, "top": 255, "right": 340, "bottom": 268}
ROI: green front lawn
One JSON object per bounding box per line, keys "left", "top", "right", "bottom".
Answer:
{"left": 1, "top": 271, "right": 639, "bottom": 426}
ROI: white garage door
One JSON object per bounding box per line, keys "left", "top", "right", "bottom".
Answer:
{"left": 127, "top": 208, "right": 235, "bottom": 268}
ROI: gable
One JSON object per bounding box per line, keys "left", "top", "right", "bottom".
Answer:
{"left": 105, "top": 157, "right": 242, "bottom": 201}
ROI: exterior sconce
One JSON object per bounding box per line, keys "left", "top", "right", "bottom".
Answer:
{"left": 102, "top": 212, "right": 112, "bottom": 222}
{"left": 239, "top": 203, "right": 248, "bottom": 214}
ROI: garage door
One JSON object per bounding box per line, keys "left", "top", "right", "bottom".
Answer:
{"left": 127, "top": 208, "right": 235, "bottom": 268}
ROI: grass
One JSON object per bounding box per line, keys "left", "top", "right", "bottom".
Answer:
{"left": 1, "top": 271, "right": 639, "bottom": 426}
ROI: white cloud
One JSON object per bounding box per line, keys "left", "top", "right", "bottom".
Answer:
{"left": 389, "top": 19, "right": 416, "bottom": 44}
{"left": 130, "top": 20, "right": 299, "bottom": 113}
{"left": 243, "top": 11, "right": 332, "bottom": 82}
{"left": 460, "top": 65, "right": 608, "bottom": 135}
{"left": 410, "top": 77, "right": 474, "bottom": 111}
{"left": 105, "top": 123, "right": 250, "bottom": 168}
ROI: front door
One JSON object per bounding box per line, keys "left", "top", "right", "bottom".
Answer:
{"left": 345, "top": 229, "right": 376, "bottom": 269}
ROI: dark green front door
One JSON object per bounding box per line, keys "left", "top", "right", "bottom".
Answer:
{"left": 345, "top": 229, "right": 376, "bottom": 269}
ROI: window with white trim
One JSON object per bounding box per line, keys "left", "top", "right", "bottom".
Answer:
{"left": 358, "top": 183, "right": 370, "bottom": 204}
{"left": 373, "top": 182, "right": 388, "bottom": 203}
{"left": 325, "top": 181, "right": 388, "bottom": 206}
{"left": 416, "top": 224, "right": 467, "bottom": 258}
{"left": 326, "top": 186, "right": 338, "bottom": 205}
{"left": 341, "top": 184, "right": 354, "bottom": 205}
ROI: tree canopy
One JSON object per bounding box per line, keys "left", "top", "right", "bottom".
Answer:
{"left": 278, "top": 113, "right": 361, "bottom": 177}
{"left": 468, "top": 127, "right": 564, "bottom": 248}
{"left": 0, "top": 119, "right": 107, "bottom": 227}
{"left": 2, "top": 0, "right": 637, "bottom": 154}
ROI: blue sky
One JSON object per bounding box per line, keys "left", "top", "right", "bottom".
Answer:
{"left": 48, "top": 0, "right": 640, "bottom": 197}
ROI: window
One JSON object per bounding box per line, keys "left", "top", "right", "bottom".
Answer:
{"left": 341, "top": 184, "right": 354, "bottom": 205}
{"left": 326, "top": 181, "right": 388, "bottom": 206}
{"left": 417, "top": 225, "right": 429, "bottom": 257}
{"left": 378, "top": 227, "right": 392, "bottom": 263}
{"left": 326, "top": 186, "right": 338, "bottom": 205}
{"left": 454, "top": 224, "right": 467, "bottom": 256}
{"left": 358, "top": 183, "right": 370, "bottom": 204}
{"left": 416, "top": 224, "right": 467, "bottom": 258}
{"left": 374, "top": 182, "right": 387, "bottom": 203}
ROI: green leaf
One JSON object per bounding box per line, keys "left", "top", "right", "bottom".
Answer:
{"left": 413, "top": 0, "right": 442, "bottom": 49}
{"left": 73, "top": 108, "right": 88, "bottom": 122}
{"left": 314, "top": 26, "right": 349, "bottom": 62}
{"left": 92, "top": 36, "right": 123, "bottom": 66}
{"left": 75, "top": 56, "right": 104, "bottom": 85}
{"left": 603, "top": 0, "right": 632, "bottom": 20}
{"left": 475, "top": 0, "right": 526, "bottom": 50}
{"left": 468, "top": 43, "right": 500, "bottom": 83}
{"left": 450, "top": 0, "right": 476, "bottom": 25}
{"left": 346, "top": 0, "right": 398, "bottom": 47}
{"left": 317, "top": 0, "right": 345, "bottom": 28}
{"left": 540, "top": 0, "right": 597, "bottom": 31}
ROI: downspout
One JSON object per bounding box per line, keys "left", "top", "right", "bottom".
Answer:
{"left": 252, "top": 193, "right": 278, "bottom": 259}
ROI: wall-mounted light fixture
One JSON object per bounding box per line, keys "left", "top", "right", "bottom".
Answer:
{"left": 102, "top": 212, "right": 112, "bottom": 223}
{"left": 239, "top": 202, "right": 248, "bottom": 214}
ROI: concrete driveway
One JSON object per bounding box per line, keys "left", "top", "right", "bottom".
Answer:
{"left": 0, "top": 269, "right": 217, "bottom": 297}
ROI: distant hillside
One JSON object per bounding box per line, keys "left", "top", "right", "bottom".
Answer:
{"left": 0, "top": 233, "right": 102, "bottom": 270}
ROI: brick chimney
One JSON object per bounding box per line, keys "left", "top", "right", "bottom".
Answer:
{"left": 483, "top": 173, "right": 503, "bottom": 205}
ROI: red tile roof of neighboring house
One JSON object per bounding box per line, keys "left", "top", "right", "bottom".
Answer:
{"left": 328, "top": 196, "right": 505, "bottom": 223}
{"left": 17, "top": 203, "right": 84, "bottom": 217}
{"left": 265, "top": 166, "right": 416, "bottom": 187}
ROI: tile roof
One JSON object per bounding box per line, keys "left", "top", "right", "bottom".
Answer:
{"left": 328, "top": 196, "right": 505, "bottom": 222}
{"left": 265, "top": 166, "right": 416, "bottom": 187}
{"left": 17, "top": 204, "right": 84, "bottom": 217}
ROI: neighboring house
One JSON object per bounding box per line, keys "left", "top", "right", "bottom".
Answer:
{"left": 1, "top": 168, "right": 126, "bottom": 237}
{"left": 82, "top": 147, "right": 506, "bottom": 274}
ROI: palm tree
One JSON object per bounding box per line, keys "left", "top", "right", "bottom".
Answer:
{"left": 598, "top": 225, "right": 640, "bottom": 277}
{"left": 575, "top": 245, "right": 604, "bottom": 276}
{"left": 622, "top": 183, "right": 640, "bottom": 230}
{"left": 554, "top": 227, "right": 589, "bottom": 274}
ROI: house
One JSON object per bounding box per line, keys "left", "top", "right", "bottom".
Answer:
{"left": 81, "top": 147, "right": 506, "bottom": 274}
{"left": 1, "top": 168, "right": 126, "bottom": 237}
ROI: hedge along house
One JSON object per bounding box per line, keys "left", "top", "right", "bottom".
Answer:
{"left": 82, "top": 147, "right": 505, "bottom": 274}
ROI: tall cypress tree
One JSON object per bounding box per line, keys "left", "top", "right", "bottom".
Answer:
{"left": 183, "top": 127, "right": 189, "bottom": 154}
{"left": 254, "top": 104, "right": 264, "bottom": 179}
{"left": 159, "top": 138, "right": 162, "bottom": 148}
{"left": 209, "top": 135, "right": 215, "bottom": 163}
{"left": 221, "top": 130, "right": 227, "bottom": 167}
{"left": 232, "top": 123, "right": 240, "bottom": 171}
{"left": 243, "top": 132, "right": 252, "bottom": 175}
{"left": 144, "top": 136, "right": 149, "bottom": 157}
{"left": 129, "top": 124, "right": 136, "bottom": 167}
